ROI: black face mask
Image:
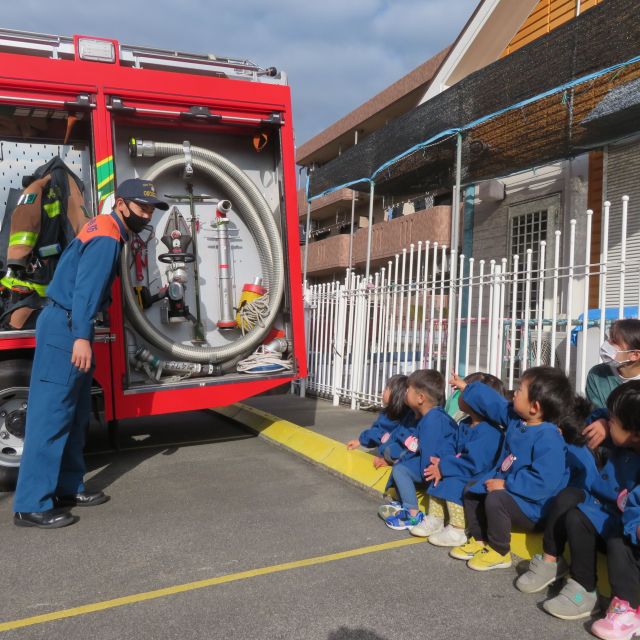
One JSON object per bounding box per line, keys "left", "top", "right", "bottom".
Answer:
{"left": 123, "top": 203, "right": 150, "bottom": 234}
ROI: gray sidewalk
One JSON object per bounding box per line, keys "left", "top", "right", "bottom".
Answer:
{"left": 244, "top": 392, "right": 376, "bottom": 444}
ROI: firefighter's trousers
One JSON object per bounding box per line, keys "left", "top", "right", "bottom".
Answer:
{"left": 13, "top": 303, "right": 92, "bottom": 513}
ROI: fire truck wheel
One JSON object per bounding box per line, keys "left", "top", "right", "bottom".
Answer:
{"left": 0, "top": 359, "right": 31, "bottom": 492}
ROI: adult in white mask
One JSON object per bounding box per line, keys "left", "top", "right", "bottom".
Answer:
{"left": 583, "top": 319, "right": 640, "bottom": 449}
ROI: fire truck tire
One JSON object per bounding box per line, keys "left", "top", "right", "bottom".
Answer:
{"left": 0, "top": 358, "right": 31, "bottom": 492}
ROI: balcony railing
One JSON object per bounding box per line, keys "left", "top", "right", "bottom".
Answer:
{"left": 305, "top": 205, "right": 452, "bottom": 276}
{"left": 297, "top": 187, "right": 358, "bottom": 220}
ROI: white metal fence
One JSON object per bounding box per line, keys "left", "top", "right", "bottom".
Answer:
{"left": 301, "top": 196, "right": 640, "bottom": 408}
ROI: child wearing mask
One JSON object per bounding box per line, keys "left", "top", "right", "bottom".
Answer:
{"left": 449, "top": 366, "right": 572, "bottom": 571}
{"left": 542, "top": 381, "right": 640, "bottom": 624}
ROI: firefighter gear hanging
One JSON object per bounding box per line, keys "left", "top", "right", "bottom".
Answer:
{"left": 0, "top": 157, "right": 89, "bottom": 329}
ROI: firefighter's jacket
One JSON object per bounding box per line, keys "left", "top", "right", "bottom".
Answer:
{"left": 47, "top": 212, "right": 128, "bottom": 340}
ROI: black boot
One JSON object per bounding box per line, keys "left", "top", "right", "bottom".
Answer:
{"left": 14, "top": 509, "right": 77, "bottom": 529}
{"left": 54, "top": 491, "right": 110, "bottom": 507}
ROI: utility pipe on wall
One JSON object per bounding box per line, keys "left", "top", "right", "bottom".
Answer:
{"left": 365, "top": 181, "right": 376, "bottom": 280}
{"left": 348, "top": 130, "right": 359, "bottom": 270}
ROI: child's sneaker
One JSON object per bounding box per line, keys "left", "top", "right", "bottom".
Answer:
{"left": 542, "top": 578, "right": 599, "bottom": 620}
{"left": 467, "top": 546, "right": 512, "bottom": 571}
{"left": 591, "top": 597, "right": 640, "bottom": 640}
{"left": 408, "top": 514, "right": 444, "bottom": 538}
{"left": 385, "top": 510, "right": 425, "bottom": 531}
{"left": 428, "top": 524, "right": 468, "bottom": 547}
{"left": 377, "top": 501, "right": 403, "bottom": 520}
{"left": 515, "top": 554, "right": 569, "bottom": 593}
{"left": 450, "top": 537, "right": 486, "bottom": 560}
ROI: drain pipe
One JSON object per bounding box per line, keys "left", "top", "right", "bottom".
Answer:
{"left": 364, "top": 180, "right": 376, "bottom": 280}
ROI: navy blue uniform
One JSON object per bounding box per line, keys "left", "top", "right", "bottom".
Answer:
{"left": 14, "top": 213, "right": 128, "bottom": 513}
{"left": 462, "top": 381, "right": 569, "bottom": 523}
{"left": 388, "top": 407, "right": 458, "bottom": 502}
{"left": 566, "top": 443, "right": 598, "bottom": 489}
{"left": 623, "top": 484, "right": 640, "bottom": 544}
{"left": 578, "top": 447, "right": 640, "bottom": 538}
{"left": 428, "top": 417, "right": 503, "bottom": 506}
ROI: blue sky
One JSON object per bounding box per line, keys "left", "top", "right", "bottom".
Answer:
{"left": 2, "top": 0, "right": 478, "bottom": 146}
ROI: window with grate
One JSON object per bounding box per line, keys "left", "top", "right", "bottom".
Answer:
{"left": 507, "top": 194, "right": 561, "bottom": 376}
{"left": 510, "top": 209, "right": 548, "bottom": 315}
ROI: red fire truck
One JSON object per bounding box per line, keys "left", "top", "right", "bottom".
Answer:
{"left": 0, "top": 29, "right": 306, "bottom": 489}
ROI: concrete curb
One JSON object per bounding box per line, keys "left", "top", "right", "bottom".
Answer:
{"left": 215, "top": 402, "right": 611, "bottom": 592}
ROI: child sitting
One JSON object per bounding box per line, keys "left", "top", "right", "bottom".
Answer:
{"left": 421, "top": 372, "right": 505, "bottom": 547}
{"left": 346, "top": 374, "right": 415, "bottom": 470}
{"left": 449, "top": 366, "right": 572, "bottom": 571}
{"left": 591, "top": 485, "right": 640, "bottom": 640}
{"left": 542, "top": 381, "right": 640, "bottom": 624}
{"left": 382, "top": 369, "right": 458, "bottom": 533}
{"left": 515, "top": 396, "right": 598, "bottom": 593}
{"left": 590, "top": 483, "right": 640, "bottom": 640}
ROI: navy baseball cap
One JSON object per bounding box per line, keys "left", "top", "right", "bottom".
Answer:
{"left": 116, "top": 178, "right": 169, "bottom": 210}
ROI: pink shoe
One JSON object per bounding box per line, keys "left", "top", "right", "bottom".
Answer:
{"left": 591, "top": 597, "right": 640, "bottom": 640}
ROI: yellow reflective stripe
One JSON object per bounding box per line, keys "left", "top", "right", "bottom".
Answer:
{"left": 96, "top": 155, "right": 113, "bottom": 169}
{"left": 43, "top": 200, "right": 61, "bottom": 218}
{"left": 8, "top": 231, "right": 38, "bottom": 247}
{"left": 97, "top": 175, "right": 113, "bottom": 190}
{"left": 0, "top": 277, "right": 47, "bottom": 297}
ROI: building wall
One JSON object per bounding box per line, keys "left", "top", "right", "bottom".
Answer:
{"left": 501, "top": 0, "right": 603, "bottom": 56}
{"left": 603, "top": 141, "right": 640, "bottom": 308}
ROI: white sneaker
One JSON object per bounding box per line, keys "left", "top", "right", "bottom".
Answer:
{"left": 428, "top": 524, "right": 468, "bottom": 547}
{"left": 409, "top": 514, "right": 444, "bottom": 538}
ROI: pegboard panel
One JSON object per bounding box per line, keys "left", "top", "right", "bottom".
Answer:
{"left": 0, "top": 140, "right": 94, "bottom": 228}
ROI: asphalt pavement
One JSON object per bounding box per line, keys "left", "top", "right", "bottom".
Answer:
{"left": 0, "top": 405, "right": 596, "bottom": 639}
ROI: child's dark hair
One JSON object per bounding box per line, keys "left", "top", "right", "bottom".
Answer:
{"left": 606, "top": 380, "right": 640, "bottom": 434}
{"left": 520, "top": 366, "right": 574, "bottom": 424}
{"left": 383, "top": 374, "right": 409, "bottom": 421}
{"left": 609, "top": 319, "right": 640, "bottom": 351}
{"left": 558, "top": 395, "right": 592, "bottom": 446}
{"left": 464, "top": 372, "right": 506, "bottom": 397}
{"left": 521, "top": 366, "right": 592, "bottom": 444}
{"left": 407, "top": 369, "right": 445, "bottom": 407}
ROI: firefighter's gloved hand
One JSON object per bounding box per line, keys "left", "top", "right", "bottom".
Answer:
{"left": 71, "top": 338, "right": 92, "bottom": 372}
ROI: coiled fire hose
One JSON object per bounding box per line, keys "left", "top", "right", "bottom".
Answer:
{"left": 120, "top": 140, "right": 284, "bottom": 371}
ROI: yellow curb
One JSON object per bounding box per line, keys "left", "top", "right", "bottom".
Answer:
{"left": 217, "top": 402, "right": 612, "bottom": 594}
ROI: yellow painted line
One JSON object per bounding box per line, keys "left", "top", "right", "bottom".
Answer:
{"left": 96, "top": 155, "right": 113, "bottom": 169}
{"left": 0, "top": 538, "right": 425, "bottom": 632}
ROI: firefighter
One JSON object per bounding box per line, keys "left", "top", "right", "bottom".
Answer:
{"left": 13, "top": 179, "right": 168, "bottom": 529}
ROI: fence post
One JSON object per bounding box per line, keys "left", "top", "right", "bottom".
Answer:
{"left": 564, "top": 220, "right": 577, "bottom": 377}
{"left": 550, "top": 231, "right": 561, "bottom": 368}
{"left": 619, "top": 196, "right": 629, "bottom": 319}
{"left": 350, "top": 282, "right": 368, "bottom": 410}
{"left": 578, "top": 210, "right": 593, "bottom": 394}
{"left": 490, "top": 263, "right": 502, "bottom": 377}
{"left": 508, "top": 255, "right": 519, "bottom": 389}
{"left": 332, "top": 284, "right": 347, "bottom": 406}
{"left": 599, "top": 201, "right": 610, "bottom": 347}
